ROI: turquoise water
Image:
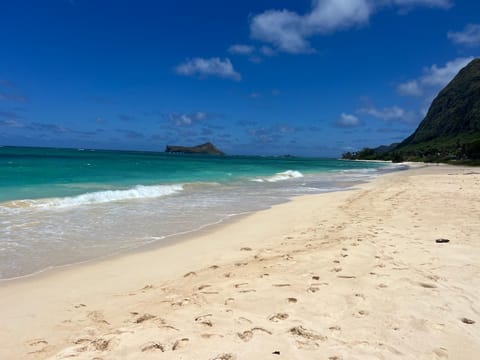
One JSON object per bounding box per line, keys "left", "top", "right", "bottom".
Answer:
{"left": 0, "top": 146, "right": 385, "bottom": 202}
{"left": 0, "top": 146, "right": 400, "bottom": 280}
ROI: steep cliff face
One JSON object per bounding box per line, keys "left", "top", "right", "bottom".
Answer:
{"left": 165, "top": 142, "right": 225, "bottom": 155}
{"left": 400, "top": 58, "right": 480, "bottom": 146}
{"left": 343, "top": 59, "right": 480, "bottom": 162}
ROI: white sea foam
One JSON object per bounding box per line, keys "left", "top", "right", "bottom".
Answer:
{"left": 252, "top": 170, "right": 304, "bottom": 183}
{"left": 1, "top": 184, "right": 184, "bottom": 211}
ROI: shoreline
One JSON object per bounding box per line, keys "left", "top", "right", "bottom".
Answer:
{"left": 1, "top": 164, "right": 479, "bottom": 359}
{"left": 0, "top": 164, "right": 401, "bottom": 283}
{"left": 0, "top": 161, "right": 399, "bottom": 281}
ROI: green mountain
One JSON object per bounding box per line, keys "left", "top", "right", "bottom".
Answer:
{"left": 344, "top": 58, "right": 480, "bottom": 163}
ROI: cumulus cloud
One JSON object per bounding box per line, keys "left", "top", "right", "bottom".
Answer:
{"left": 175, "top": 57, "right": 241, "bottom": 81}
{"left": 228, "top": 44, "right": 255, "bottom": 55}
{"left": 250, "top": 0, "right": 452, "bottom": 53}
{"left": 336, "top": 113, "right": 360, "bottom": 127}
{"left": 397, "top": 57, "right": 473, "bottom": 97}
{"left": 0, "top": 119, "right": 24, "bottom": 128}
{"left": 359, "top": 105, "right": 419, "bottom": 123}
{"left": 448, "top": 24, "right": 480, "bottom": 46}
{"left": 167, "top": 111, "right": 214, "bottom": 127}
{"left": 397, "top": 80, "right": 422, "bottom": 96}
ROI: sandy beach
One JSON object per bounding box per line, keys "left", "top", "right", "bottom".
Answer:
{"left": 1, "top": 164, "right": 479, "bottom": 360}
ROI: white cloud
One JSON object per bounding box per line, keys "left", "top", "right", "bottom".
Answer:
{"left": 397, "top": 80, "right": 422, "bottom": 96}
{"left": 250, "top": 0, "right": 452, "bottom": 53}
{"left": 175, "top": 58, "right": 241, "bottom": 81}
{"left": 397, "top": 57, "right": 473, "bottom": 97}
{"left": 168, "top": 112, "right": 210, "bottom": 126}
{"left": 336, "top": 113, "right": 360, "bottom": 127}
{"left": 228, "top": 44, "right": 255, "bottom": 55}
{"left": 250, "top": 9, "right": 310, "bottom": 53}
{"left": 0, "top": 119, "right": 24, "bottom": 128}
{"left": 448, "top": 24, "right": 480, "bottom": 46}
{"left": 359, "top": 105, "right": 418, "bottom": 123}
{"left": 305, "top": 0, "right": 372, "bottom": 34}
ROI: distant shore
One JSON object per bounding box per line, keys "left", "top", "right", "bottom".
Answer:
{"left": 0, "top": 164, "right": 479, "bottom": 359}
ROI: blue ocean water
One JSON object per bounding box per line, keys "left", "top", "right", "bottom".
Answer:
{"left": 0, "top": 146, "right": 401, "bottom": 279}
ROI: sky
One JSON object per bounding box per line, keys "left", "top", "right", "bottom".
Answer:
{"left": 0, "top": 0, "right": 479, "bottom": 157}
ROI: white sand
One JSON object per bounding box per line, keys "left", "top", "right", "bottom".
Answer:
{"left": 0, "top": 164, "right": 479, "bottom": 359}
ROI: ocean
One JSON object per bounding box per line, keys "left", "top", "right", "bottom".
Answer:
{"left": 0, "top": 146, "right": 402, "bottom": 280}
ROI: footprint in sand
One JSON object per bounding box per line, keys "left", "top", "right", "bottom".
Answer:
{"left": 184, "top": 271, "right": 197, "bottom": 278}
{"left": 331, "top": 267, "right": 342, "bottom": 273}
{"left": 329, "top": 325, "right": 341, "bottom": 332}
{"left": 355, "top": 293, "right": 366, "bottom": 300}
{"left": 240, "top": 247, "right": 252, "bottom": 251}
{"left": 355, "top": 310, "right": 369, "bottom": 317}
{"left": 211, "top": 353, "right": 236, "bottom": 360}
{"left": 237, "top": 327, "right": 272, "bottom": 342}
{"left": 134, "top": 313, "right": 156, "bottom": 323}
{"left": 28, "top": 339, "right": 49, "bottom": 346}
{"left": 269, "top": 313, "right": 289, "bottom": 322}
{"left": 141, "top": 342, "right": 165, "bottom": 352}
{"left": 195, "top": 314, "right": 213, "bottom": 321}
{"left": 91, "top": 338, "right": 110, "bottom": 351}
{"left": 172, "top": 338, "right": 189, "bottom": 351}
{"left": 419, "top": 282, "right": 437, "bottom": 289}
{"left": 87, "top": 311, "right": 110, "bottom": 325}
{"left": 224, "top": 297, "right": 235, "bottom": 305}
{"left": 195, "top": 314, "right": 214, "bottom": 327}
{"left": 237, "top": 316, "right": 253, "bottom": 324}
{"left": 289, "top": 326, "right": 327, "bottom": 348}
{"left": 234, "top": 282, "right": 249, "bottom": 288}
{"left": 433, "top": 347, "right": 448, "bottom": 358}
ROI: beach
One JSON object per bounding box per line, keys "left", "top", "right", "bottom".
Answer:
{"left": 1, "top": 164, "right": 479, "bottom": 359}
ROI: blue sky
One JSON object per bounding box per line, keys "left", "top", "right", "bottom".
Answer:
{"left": 0, "top": 0, "right": 479, "bottom": 156}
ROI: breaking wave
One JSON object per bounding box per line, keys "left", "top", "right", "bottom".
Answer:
{"left": 251, "top": 170, "right": 304, "bottom": 183}
{"left": 0, "top": 184, "right": 184, "bottom": 211}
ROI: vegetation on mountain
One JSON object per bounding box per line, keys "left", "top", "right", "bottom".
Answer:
{"left": 343, "top": 58, "right": 480, "bottom": 164}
